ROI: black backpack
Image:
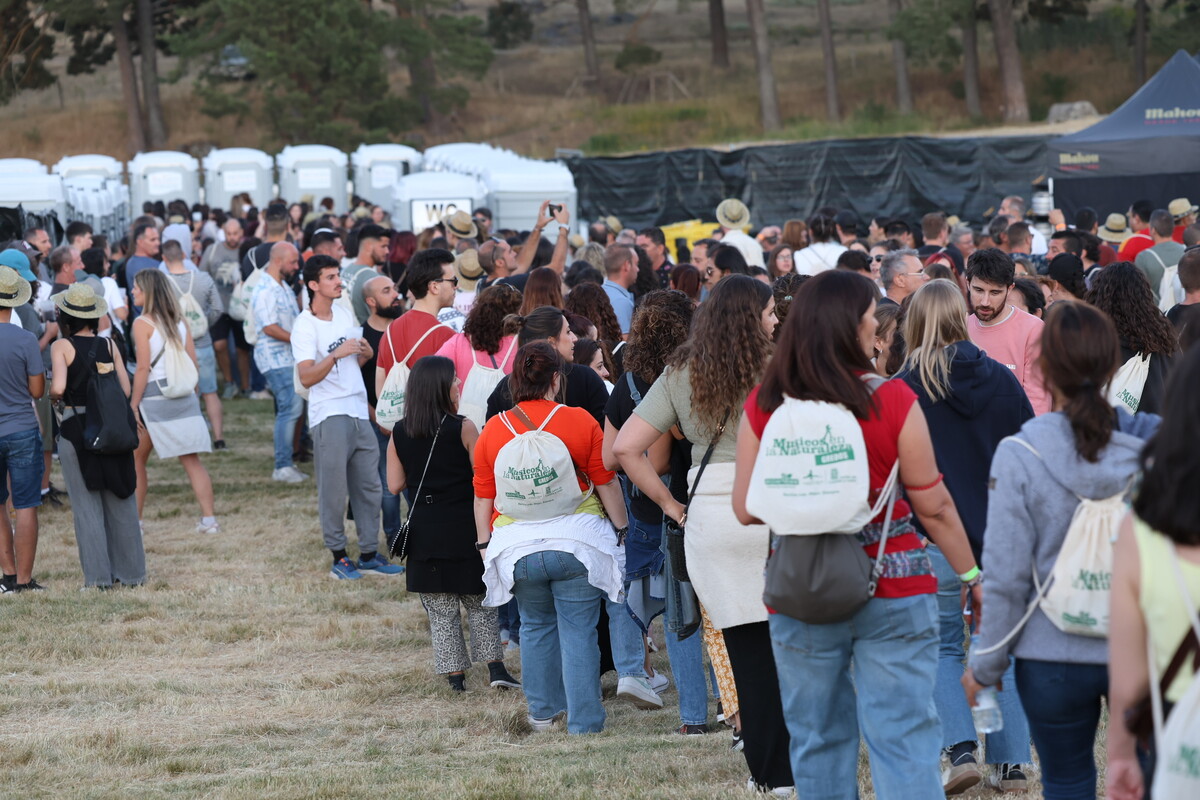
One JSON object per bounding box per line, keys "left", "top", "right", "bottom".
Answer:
{"left": 82, "top": 337, "right": 139, "bottom": 455}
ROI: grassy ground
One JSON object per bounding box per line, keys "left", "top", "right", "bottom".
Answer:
{"left": 6, "top": 398, "right": 1094, "bottom": 798}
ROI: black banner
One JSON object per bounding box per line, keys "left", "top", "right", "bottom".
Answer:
{"left": 566, "top": 135, "right": 1050, "bottom": 232}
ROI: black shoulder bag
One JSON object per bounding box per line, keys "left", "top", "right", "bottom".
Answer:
{"left": 663, "top": 412, "right": 729, "bottom": 583}
{"left": 387, "top": 415, "right": 445, "bottom": 561}
{"left": 83, "top": 337, "right": 140, "bottom": 455}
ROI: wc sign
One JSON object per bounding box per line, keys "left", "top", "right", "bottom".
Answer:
{"left": 411, "top": 199, "right": 471, "bottom": 232}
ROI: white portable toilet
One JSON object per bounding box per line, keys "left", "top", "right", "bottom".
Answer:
{"left": 276, "top": 145, "right": 348, "bottom": 211}
{"left": 392, "top": 172, "right": 486, "bottom": 233}
{"left": 203, "top": 147, "right": 274, "bottom": 212}
{"left": 351, "top": 144, "right": 422, "bottom": 207}
{"left": 481, "top": 159, "right": 577, "bottom": 232}
{"left": 0, "top": 174, "right": 68, "bottom": 220}
{"left": 128, "top": 151, "right": 200, "bottom": 212}
{"left": 0, "top": 158, "right": 48, "bottom": 176}
{"left": 53, "top": 154, "right": 124, "bottom": 181}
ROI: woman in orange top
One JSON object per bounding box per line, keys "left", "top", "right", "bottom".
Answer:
{"left": 473, "top": 341, "right": 629, "bottom": 734}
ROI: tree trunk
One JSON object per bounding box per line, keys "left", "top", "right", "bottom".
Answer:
{"left": 1133, "top": 0, "right": 1147, "bottom": 86}
{"left": 113, "top": 13, "right": 146, "bottom": 155}
{"left": 745, "top": 0, "right": 781, "bottom": 130}
{"left": 708, "top": 0, "right": 730, "bottom": 69}
{"left": 887, "top": 0, "right": 913, "bottom": 114}
{"left": 961, "top": 3, "right": 982, "bottom": 117}
{"left": 817, "top": 0, "right": 840, "bottom": 120}
{"left": 575, "top": 0, "right": 599, "bottom": 81}
{"left": 135, "top": 0, "right": 167, "bottom": 148}
{"left": 986, "top": 0, "right": 1028, "bottom": 123}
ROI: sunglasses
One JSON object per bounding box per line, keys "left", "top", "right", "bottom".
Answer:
{"left": 872, "top": 254, "right": 885, "bottom": 262}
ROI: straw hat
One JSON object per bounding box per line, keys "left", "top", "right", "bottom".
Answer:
{"left": 1169, "top": 197, "right": 1198, "bottom": 220}
{"left": 443, "top": 210, "right": 478, "bottom": 240}
{"left": 603, "top": 215, "right": 623, "bottom": 235}
{"left": 454, "top": 249, "right": 484, "bottom": 291}
{"left": 50, "top": 282, "right": 108, "bottom": 318}
{"left": 1097, "top": 213, "right": 1132, "bottom": 243}
{"left": 716, "top": 198, "right": 751, "bottom": 230}
{"left": 0, "top": 266, "right": 31, "bottom": 309}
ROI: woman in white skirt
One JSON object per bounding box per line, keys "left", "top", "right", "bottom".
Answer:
{"left": 129, "top": 269, "right": 219, "bottom": 534}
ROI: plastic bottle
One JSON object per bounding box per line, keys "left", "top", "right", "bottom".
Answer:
{"left": 969, "top": 635, "right": 1004, "bottom": 733}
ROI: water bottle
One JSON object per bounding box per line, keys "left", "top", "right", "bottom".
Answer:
{"left": 969, "top": 636, "right": 1004, "bottom": 733}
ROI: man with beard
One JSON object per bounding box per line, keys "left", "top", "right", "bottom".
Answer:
{"left": 965, "top": 248, "right": 1050, "bottom": 415}
{"left": 361, "top": 275, "right": 404, "bottom": 537}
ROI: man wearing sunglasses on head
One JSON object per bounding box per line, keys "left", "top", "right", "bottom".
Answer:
{"left": 375, "top": 249, "right": 458, "bottom": 403}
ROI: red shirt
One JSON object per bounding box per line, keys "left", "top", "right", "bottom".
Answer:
{"left": 377, "top": 310, "right": 455, "bottom": 374}
{"left": 743, "top": 379, "right": 936, "bottom": 598}
{"left": 1118, "top": 229, "right": 1154, "bottom": 261}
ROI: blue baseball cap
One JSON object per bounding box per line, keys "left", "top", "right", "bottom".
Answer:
{"left": 0, "top": 249, "right": 37, "bottom": 283}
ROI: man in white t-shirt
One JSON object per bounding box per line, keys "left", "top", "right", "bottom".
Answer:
{"left": 292, "top": 255, "right": 403, "bottom": 582}
{"left": 714, "top": 198, "right": 765, "bottom": 268}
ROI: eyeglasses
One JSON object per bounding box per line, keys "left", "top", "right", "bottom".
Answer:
{"left": 908, "top": 271, "right": 929, "bottom": 278}
{"left": 872, "top": 254, "right": 885, "bottom": 262}
{"left": 436, "top": 276, "right": 460, "bottom": 286}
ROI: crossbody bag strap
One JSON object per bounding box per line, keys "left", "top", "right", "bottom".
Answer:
{"left": 402, "top": 415, "right": 445, "bottom": 527}
{"left": 679, "top": 411, "right": 730, "bottom": 526}
{"left": 399, "top": 322, "right": 446, "bottom": 368}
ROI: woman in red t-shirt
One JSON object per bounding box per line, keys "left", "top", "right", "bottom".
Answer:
{"left": 731, "top": 270, "right": 982, "bottom": 799}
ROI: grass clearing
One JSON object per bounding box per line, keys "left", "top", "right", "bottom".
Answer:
{"left": 7, "top": 398, "right": 1101, "bottom": 797}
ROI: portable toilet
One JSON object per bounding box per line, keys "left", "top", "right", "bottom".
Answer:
{"left": 53, "top": 154, "right": 124, "bottom": 181}
{"left": 422, "top": 143, "right": 500, "bottom": 175}
{"left": 203, "top": 147, "right": 274, "bottom": 212}
{"left": 0, "top": 174, "right": 68, "bottom": 219}
{"left": 0, "top": 158, "right": 48, "bottom": 176}
{"left": 276, "top": 145, "right": 348, "bottom": 211}
{"left": 351, "top": 144, "right": 422, "bottom": 208}
{"left": 128, "top": 151, "right": 200, "bottom": 212}
{"left": 480, "top": 158, "right": 577, "bottom": 232}
{"left": 392, "top": 172, "right": 486, "bottom": 233}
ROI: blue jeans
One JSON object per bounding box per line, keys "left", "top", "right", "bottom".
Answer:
{"left": 511, "top": 550, "right": 605, "bottom": 734}
{"left": 770, "top": 594, "right": 942, "bottom": 800}
{"left": 608, "top": 596, "right": 649, "bottom": 679}
{"left": 929, "top": 547, "right": 1030, "bottom": 764}
{"left": 373, "top": 426, "right": 401, "bottom": 536}
{"left": 1015, "top": 659, "right": 1108, "bottom": 800}
{"left": 0, "top": 428, "right": 44, "bottom": 508}
{"left": 497, "top": 599, "right": 521, "bottom": 644}
{"left": 662, "top": 614, "right": 709, "bottom": 726}
{"left": 264, "top": 367, "right": 303, "bottom": 470}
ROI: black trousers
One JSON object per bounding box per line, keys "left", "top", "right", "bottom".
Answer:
{"left": 723, "top": 620, "right": 794, "bottom": 790}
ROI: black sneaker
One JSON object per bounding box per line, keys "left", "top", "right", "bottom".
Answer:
{"left": 731, "top": 731, "right": 744, "bottom": 752}
{"left": 0, "top": 575, "right": 17, "bottom": 596}
{"left": 15, "top": 579, "right": 46, "bottom": 593}
{"left": 447, "top": 674, "right": 466, "bottom": 692}
{"left": 213, "top": 439, "right": 227, "bottom": 451}
{"left": 488, "top": 662, "right": 521, "bottom": 690}
{"left": 987, "top": 763, "right": 1028, "bottom": 793}
{"left": 943, "top": 747, "right": 982, "bottom": 795}
{"left": 676, "top": 723, "right": 709, "bottom": 735}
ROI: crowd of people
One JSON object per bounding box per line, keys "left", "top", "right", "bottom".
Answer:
{"left": 1, "top": 187, "right": 1198, "bottom": 799}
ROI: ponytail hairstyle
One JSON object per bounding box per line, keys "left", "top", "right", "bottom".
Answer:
{"left": 807, "top": 213, "right": 838, "bottom": 244}
{"left": 1134, "top": 345, "right": 1200, "bottom": 545}
{"left": 510, "top": 341, "right": 564, "bottom": 403}
{"left": 504, "top": 305, "right": 569, "bottom": 348}
{"left": 135, "top": 269, "right": 184, "bottom": 349}
{"left": 302, "top": 255, "right": 341, "bottom": 310}
{"left": 1038, "top": 301, "right": 1120, "bottom": 462}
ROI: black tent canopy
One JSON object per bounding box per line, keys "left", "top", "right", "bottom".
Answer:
{"left": 1048, "top": 50, "right": 1200, "bottom": 216}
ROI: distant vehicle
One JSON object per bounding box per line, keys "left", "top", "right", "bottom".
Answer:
{"left": 218, "top": 45, "right": 253, "bottom": 80}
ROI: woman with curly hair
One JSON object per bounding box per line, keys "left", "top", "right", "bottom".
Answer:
{"left": 565, "top": 282, "right": 624, "bottom": 374}
{"left": 436, "top": 284, "right": 523, "bottom": 427}
{"left": 600, "top": 290, "right": 709, "bottom": 733}
{"left": 517, "top": 267, "right": 564, "bottom": 316}
{"left": 1086, "top": 261, "right": 1179, "bottom": 414}
{"left": 614, "top": 276, "right": 792, "bottom": 792}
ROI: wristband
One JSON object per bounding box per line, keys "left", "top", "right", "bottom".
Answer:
{"left": 904, "top": 473, "right": 944, "bottom": 493}
{"left": 475, "top": 541, "right": 490, "bottom": 551}
{"left": 959, "top": 565, "right": 981, "bottom": 583}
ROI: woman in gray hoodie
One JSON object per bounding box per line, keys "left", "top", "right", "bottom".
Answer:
{"left": 964, "top": 301, "right": 1160, "bottom": 800}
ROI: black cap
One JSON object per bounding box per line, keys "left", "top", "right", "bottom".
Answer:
{"left": 1047, "top": 253, "right": 1084, "bottom": 284}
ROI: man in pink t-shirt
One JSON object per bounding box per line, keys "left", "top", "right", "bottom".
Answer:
{"left": 965, "top": 248, "right": 1051, "bottom": 416}
{"left": 374, "top": 249, "right": 457, "bottom": 400}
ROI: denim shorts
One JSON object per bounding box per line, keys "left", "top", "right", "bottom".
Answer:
{"left": 196, "top": 344, "right": 218, "bottom": 395}
{"left": 0, "top": 428, "right": 45, "bottom": 508}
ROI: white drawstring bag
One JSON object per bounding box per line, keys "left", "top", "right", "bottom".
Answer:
{"left": 493, "top": 404, "right": 591, "bottom": 521}
{"left": 376, "top": 323, "right": 447, "bottom": 431}
{"left": 174, "top": 273, "right": 209, "bottom": 340}
{"left": 459, "top": 338, "right": 517, "bottom": 429}
{"left": 1107, "top": 353, "right": 1151, "bottom": 413}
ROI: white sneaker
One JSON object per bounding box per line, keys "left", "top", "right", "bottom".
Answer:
{"left": 647, "top": 668, "right": 670, "bottom": 694}
{"left": 195, "top": 520, "right": 221, "bottom": 535}
{"left": 272, "top": 466, "right": 307, "bottom": 483}
{"left": 746, "top": 778, "right": 795, "bottom": 796}
{"left": 616, "top": 675, "right": 664, "bottom": 709}
{"left": 247, "top": 389, "right": 273, "bottom": 400}
{"left": 527, "top": 712, "right": 563, "bottom": 732}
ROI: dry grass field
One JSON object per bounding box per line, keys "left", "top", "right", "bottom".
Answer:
{"left": 4, "top": 398, "right": 1102, "bottom": 798}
